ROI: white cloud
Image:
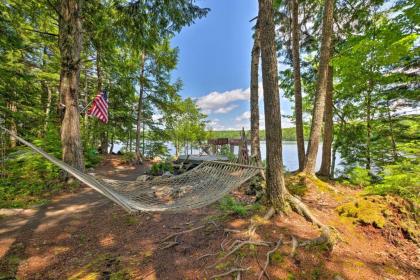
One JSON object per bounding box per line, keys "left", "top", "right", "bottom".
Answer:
{"left": 214, "top": 104, "right": 239, "bottom": 114}
{"left": 197, "top": 83, "right": 263, "bottom": 114}
{"left": 235, "top": 111, "right": 251, "bottom": 122}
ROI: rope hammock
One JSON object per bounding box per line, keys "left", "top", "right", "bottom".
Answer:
{"left": 0, "top": 126, "right": 263, "bottom": 214}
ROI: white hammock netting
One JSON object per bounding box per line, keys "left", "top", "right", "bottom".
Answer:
{"left": 1, "top": 126, "right": 263, "bottom": 213}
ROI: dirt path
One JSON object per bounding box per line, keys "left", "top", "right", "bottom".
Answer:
{"left": 0, "top": 156, "right": 419, "bottom": 279}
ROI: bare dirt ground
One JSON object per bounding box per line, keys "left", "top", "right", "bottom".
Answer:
{"left": 0, "top": 156, "right": 419, "bottom": 279}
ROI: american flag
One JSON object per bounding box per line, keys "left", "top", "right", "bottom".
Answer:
{"left": 87, "top": 91, "right": 108, "bottom": 123}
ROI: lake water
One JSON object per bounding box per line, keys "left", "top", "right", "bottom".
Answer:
{"left": 114, "top": 141, "right": 341, "bottom": 173}
{"left": 166, "top": 141, "right": 341, "bottom": 172}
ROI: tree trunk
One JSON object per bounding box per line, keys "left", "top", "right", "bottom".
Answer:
{"left": 291, "top": 0, "right": 305, "bottom": 171}
{"left": 386, "top": 99, "right": 398, "bottom": 161}
{"left": 366, "top": 87, "right": 372, "bottom": 171}
{"left": 7, "top": 102, "right": 17, "bottom": 148}
{"left": 303, "top": 0, "right": 334, "bottom": 174}
{"left": 259, "top": 0, "right": 287, "bottom": 210}
{"left": 110, "top": 130, "right": 114, "bottom": 154}
{"left": 135, "top": 52, "right": 145, "bottom": 163}
{"left": 318, "top": 65, "right": 334, "bottom": 176}
{"left": 41, "top": 47, "right": 52, "bottom": 135}
{"left": 250, "top": 19, "right": 261, "bottom": 160}
{"left": 41, "top": 82, "right": 52, "bottom": 134}
{"left": 58, "top": 0, "right": 84, "bottom": 174}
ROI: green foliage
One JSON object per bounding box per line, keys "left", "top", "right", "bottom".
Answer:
{"left": 0, "top": 131, "right": 63, "bottom": 208}
{"left": 270, "top": 251, "right": 284, "bottom": 265}
{"left": 366, "top": 159, "right": 420, "bottom": 204}
{"left": 348, "top": 167, "right": 371, "bottom": 187}
{"left": 121, "top": 152, "right": 136, "bottom": 164}
{"left": 219, "top": 145, "right": 236, "bottom": 161}
{"left": 164, "top": 97, "right": 207, "bottom": 156}
{"left": 218, "top": 196, "right": 248, "bottom": 217}
{"left": 84, "top": 148, "right": 102, "bottom": 168}
{"left": 143, "top": 141, "right": 169, "bottom": 158}
{"left": 150, "top": 161, "right": 173, "bottom": 176}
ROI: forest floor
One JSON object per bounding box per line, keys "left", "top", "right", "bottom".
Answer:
{"left": 0, "top": 155, "right": 419, "bottom": 280}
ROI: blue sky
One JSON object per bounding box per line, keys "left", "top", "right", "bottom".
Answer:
{"left": 171, "top": 0, "right": 293, "bottom": 130}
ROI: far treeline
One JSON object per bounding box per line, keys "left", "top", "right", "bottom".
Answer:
{"left": 209, "top": 127, "right": 311, "bottom": 142}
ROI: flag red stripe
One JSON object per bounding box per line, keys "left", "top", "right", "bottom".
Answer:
{"left": 87, "top": 92, "right": 108, "bottom": 123}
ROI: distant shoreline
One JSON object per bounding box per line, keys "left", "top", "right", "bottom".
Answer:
{"left": 207, "top": 126, "right": 310, "bottom": 142}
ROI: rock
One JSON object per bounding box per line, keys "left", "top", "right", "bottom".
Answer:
{"left": 136, "top": 175, "right": 150, "bottom": 182}
{"left": 334, "top": 275, "right": 345, "bottom": 280}
{"left": 161, "top": 171, "right": 172, "bottom": 178}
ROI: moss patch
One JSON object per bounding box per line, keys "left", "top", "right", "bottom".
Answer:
{"left": 69, "top": 254, "right": 129, "bottom": 280}
{"left": 337, "top": 194, "right": 420, "bottom": 243}
{"left": 337, "top": 195, "right": 387, "bottom": 228}
{"left": 270, "top": 251, "right": 284, "bottom": 265}
{"left": 286, "top": 173, "right": 308, "bottom": 196}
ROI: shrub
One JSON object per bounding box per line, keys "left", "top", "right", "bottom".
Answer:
{"left": 0, "top": 131, "right": 63, "bottom": 208}
{"left": 121, "top": 152, "right": 136, "bottom": 164}
{"left": 150, "top": 161, "right": 173, "bottom": 176}
{"left": 348, "top": 166, "right": 371, "bottom": 187}
{"left": 366, "top": 159, "right": 420, "bottom": 204}
{"left": 219, "top": 145, "right": 236, "bottom": 161}
{"left": 85, "top": 148, "right": 101, "bottom": 168}
{"left": 218, "top": 196, "right": 248, "bottom": 216}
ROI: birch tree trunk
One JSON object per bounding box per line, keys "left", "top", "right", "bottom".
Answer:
{"left": 135, "top": 52, "right": 145, "bottom": 163}
{"left": 259, "top": 0, "right": 287, "bottom": 210}
{"left": 318, "top": 65, "right": 334, "bottom": 176}
{"left": 250, "top": 19, "right": 261, "bottom": 160}
{"left": 291, "top": 0, "right": 305, "bottom": 171}
{"left": 59, "top": 0, "right": 84, "bottom": 174}
{"left": 303, "top": 0, "right": 334, "bottom": 174}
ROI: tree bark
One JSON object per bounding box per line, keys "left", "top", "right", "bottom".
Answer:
{"left": 41, "top": 82, "right": 52, "bottom": 134}
{"left": 7, "top": 102, "right": 17, "bottom": 148}
{"left": 303, "top": 0, "right": 334, "bottom": 174}
{"left": 386, "top": 99, "right": 398, "bottom": 161}
{"left": 41, "top": 47, "right": 52, "bottom": 135}
{"left": 58, "top": 0, "right": 84, "bottom": 174}
{"left": 250, "top": 19, "right": 261, "bottom": 161}
{"left": 366, "top": 86, "right": 372, "bottom": 171}
{"left": 259, "top": 0, "right": 287, "bottom": 210}
{"left": 135, "top": 52, "right": 145, "bottom": 163}
{"left": 291, "top": 0, "right": 305, "bottom": 171}
{"left": 318, "top": 65, "right": 334, "bottom": 176}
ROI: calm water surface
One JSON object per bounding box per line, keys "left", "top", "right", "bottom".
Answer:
{"left": 113, "top": 141, "right": 341, "bottom": 172}
{"left": 165, "top": 141, "right": 342, "bottom": 172}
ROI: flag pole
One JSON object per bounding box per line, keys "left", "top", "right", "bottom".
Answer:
{"left": 80, "top": 99, "right": 94, "bottom": 114}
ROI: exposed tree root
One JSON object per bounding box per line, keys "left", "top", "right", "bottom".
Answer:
{"left": 248, "top": 206, "right": 276, "bottom": 238}
{"left": 286, "top": 194, "right": 334, "bottom": 247}
{"left": 161, "top": 225, "right": 205, "bottom": 243}
{"left": 290, "top": 235, "right": 298, "bottom": 257}
{"left": 209, "top": 267, "right": 250, "bottom": 279}
{"left": 258, "top": 239, "right": 282, "bottom": 280}
{"left": 208, "top": 240, "right": 270, "bottom": 269}
{"left": 208, "top": 174, "right": 337, "bottom": 278}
